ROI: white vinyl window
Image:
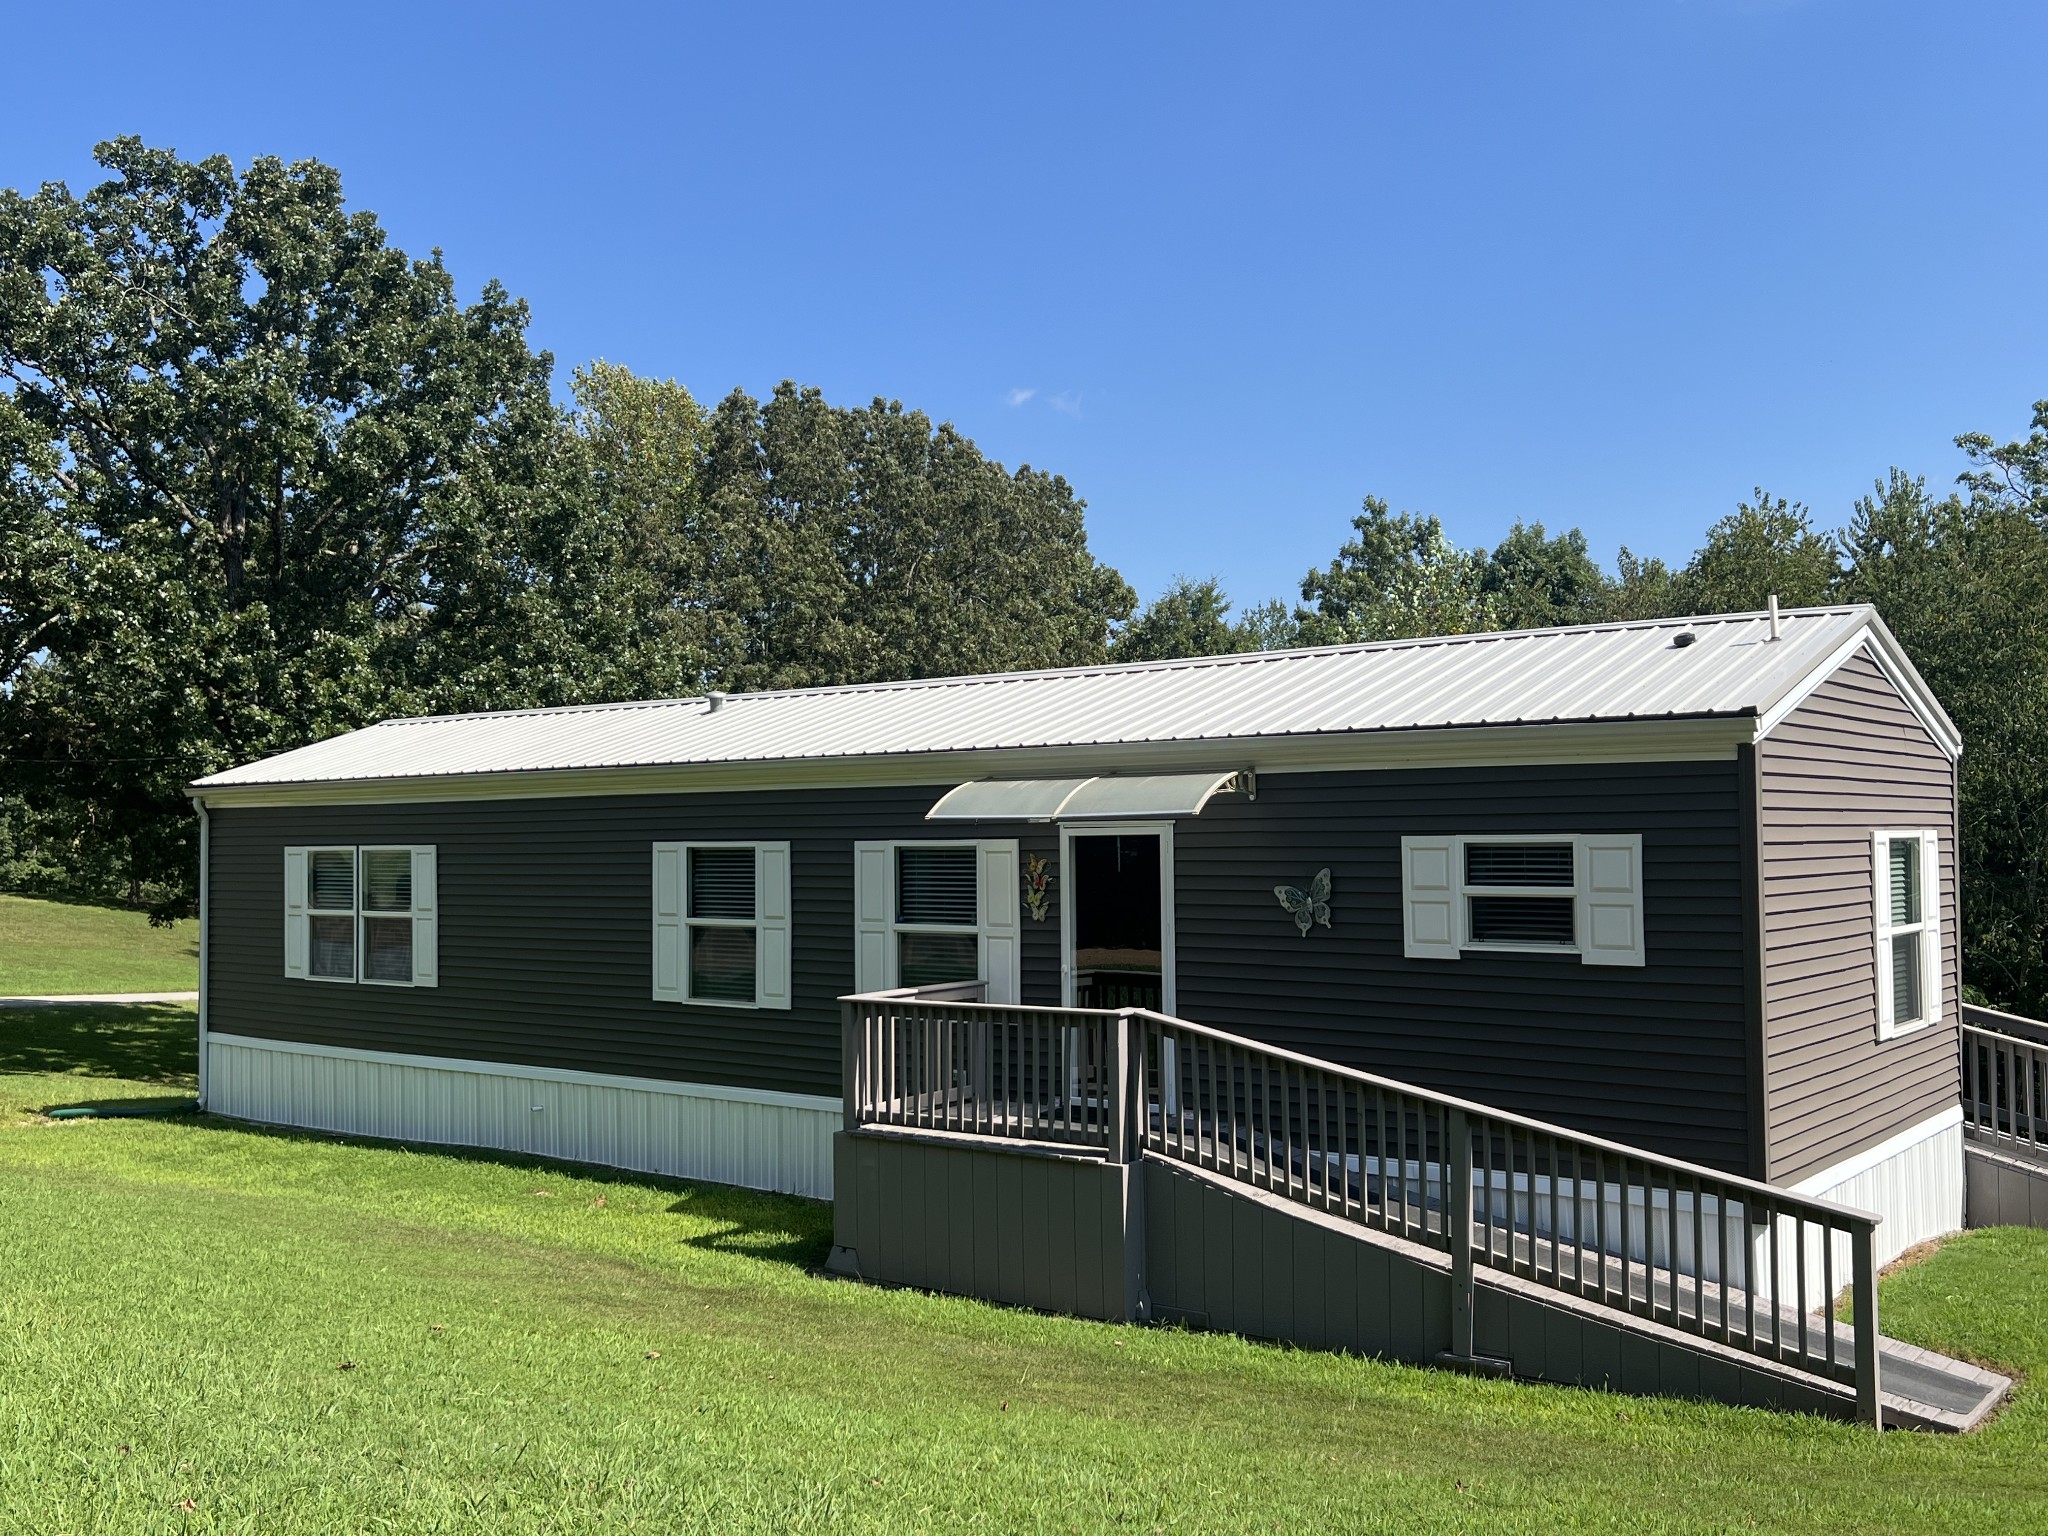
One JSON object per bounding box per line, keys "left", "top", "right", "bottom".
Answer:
{"left": 651, "top": 842, "right": 791, "bottom": 1009}
{"left": 1874, "top": 829, "right": 1940, "bottom": 1039}
{"left": 284, "top": 845, "right": 437, "bottom": 986}
{"left": 852, "top": 840, "right": 1021, "bottom": 1003}
{"left": 1401, "top": 833, "right": 1643, "bottom": 966}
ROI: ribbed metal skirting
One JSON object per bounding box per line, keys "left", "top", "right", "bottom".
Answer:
{"left": 205, "top": 1035, "right": 838, "bottom": 1198}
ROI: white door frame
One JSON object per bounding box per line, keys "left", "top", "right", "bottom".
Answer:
{"left": 1058, "top": 820, "right": 1176, "bottom": 1016}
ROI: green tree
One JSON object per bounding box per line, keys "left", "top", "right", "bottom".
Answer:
{"left": 0, "top": 139, "right": 597, "bottom": 915}
{"left": 1841, "top": 451, "right": 2048, "bottom": 1015}
{"left": 1675, "top": 490, "right": 1841, "bottom": 612}
{"left": 691, "top": 383, "right": 1135, "bottom": 689}
{"left": 1476, "top": 522, "right": 1608, "bottom": 629}
{"left": 1600, "top": 547, "right": 1685, "bottom": 621}
{"left": 1294, "top": 496, "right": 1493, "bottom": 644}
{"left": 1112, "top": 577, "right": 1240, "bottom": 662}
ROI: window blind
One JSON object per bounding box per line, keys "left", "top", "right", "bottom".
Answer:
{"left": 896, "top": 846, "right": 977, "bottom": 926}
{"left": 1466, "top": 843, "right": 1573, "bottom": 887}
{"left": 689, "top": 847, "right": 757, "bottom": 919}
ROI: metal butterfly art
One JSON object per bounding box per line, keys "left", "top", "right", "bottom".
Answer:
{"left": 1274, "top": 868, "right": 1332, "bottom": 936}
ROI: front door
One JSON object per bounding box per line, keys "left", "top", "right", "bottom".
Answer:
{"left": 1062, "top": 825, "right": 1173, "bottom": 1014}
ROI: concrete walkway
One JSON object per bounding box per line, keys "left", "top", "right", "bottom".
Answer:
{"left": 0, "top": 992, "right": 199, "bottom": 1007}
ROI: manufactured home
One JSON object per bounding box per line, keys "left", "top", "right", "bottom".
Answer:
{"left": 188, "top": 605, "right": 2007, "bottom": 1425}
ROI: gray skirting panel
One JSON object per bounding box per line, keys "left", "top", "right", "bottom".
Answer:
{"left": 830, "top": 1129, "right": 1859, "bottom": 1421}
{"left": 1965, "top": 1143, "right": 2048, "bottom": 1230}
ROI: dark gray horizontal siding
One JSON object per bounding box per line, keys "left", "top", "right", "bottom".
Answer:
{"left": 1759, "top": 649, "right": 1960, "bottom": 1184}
{"left": 208, "top": 789, "right": 1059, "bottom": 1101}
{"left": 208, "top": 757, "right": 1751, "bottom": 1171}
{"left": 1172, "top": 762, "right": 1751, "bottom": 1172}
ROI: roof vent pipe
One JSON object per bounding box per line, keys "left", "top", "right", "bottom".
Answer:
{"left": 706, "top": 690, "right": 728, "bottom": 713}
{"left": 1767, "top": 594, "right": 1781, "bottom": 640}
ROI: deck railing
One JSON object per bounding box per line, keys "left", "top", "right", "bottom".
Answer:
{"left": 842, "top": 992, "right": 1883, "bottom": 1424}
{"left": 1962, "top": 1007, "right": 2048, "bottom": 1162}
{"left": 842, "top": 983, "right": 1122, "bottom": 1151}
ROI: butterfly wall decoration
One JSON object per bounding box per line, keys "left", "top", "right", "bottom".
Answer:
{"left": 1022, "top": 852, "right": 1053, "bottom": 922}
{"left": 1274, "top": 868, "right": 1332, "bottom": 936}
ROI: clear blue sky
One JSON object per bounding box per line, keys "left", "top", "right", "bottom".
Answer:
{"left": 7, "top": 2, "right": 2041, "bottom": 609}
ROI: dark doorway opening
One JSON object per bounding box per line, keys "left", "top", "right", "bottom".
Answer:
{"left": 1070, "top": 833, "right": 1164, "bottom": 1011}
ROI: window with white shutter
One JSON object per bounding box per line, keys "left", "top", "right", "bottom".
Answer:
{"left": 284, "top": 844, "right": 436, "bottom": 986}
{"left": 1400, "top": 833, "right": 1644, "bottom": 967}
{"left": 849, "top": 839, "right": 1021, "bottom": 1001}
{"left": 650, "top": 841, "right": 791, "bottom": 1009}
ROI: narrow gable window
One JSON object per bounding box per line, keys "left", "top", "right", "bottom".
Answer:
{"left": 1874, "top": 829, "right": 1940, "bottom": 1039}
{"left": 651, "top": 842, "right": 792, "bottom": 1008}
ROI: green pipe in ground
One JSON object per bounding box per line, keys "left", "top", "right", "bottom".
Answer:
{"left": 44, "top": 1101, "right": 199, "bottom": 1120}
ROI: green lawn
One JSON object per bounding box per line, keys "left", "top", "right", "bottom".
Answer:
{"left": 2, "top": 1006, "right": 2046, "bottom": 1532}
{"left": 0, "top": 893, "right": 199, "bottom": 995}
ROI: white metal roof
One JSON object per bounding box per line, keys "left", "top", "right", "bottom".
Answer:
{"left": 190, "top": 605, "right": 1956, "bottom": 792}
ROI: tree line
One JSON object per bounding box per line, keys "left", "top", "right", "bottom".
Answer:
{"left": 4, "top": 141, "right": 2044, "bottom": 1015}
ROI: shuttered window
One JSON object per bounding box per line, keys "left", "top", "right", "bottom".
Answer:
{"left": 1400, "top": 834, "right": 1643, "bottom": 966}
{"left": 284, "top": 846, "right": 437, "bottom": 986}
{"left": 1874, "top": 829, "right": 1939, "bottom": 1039}
{"left": 651, "top": 843, "right": 791, "bottom": 1009}
{"left": 851, "top": 840, "right": 1022, "bottom": 1002}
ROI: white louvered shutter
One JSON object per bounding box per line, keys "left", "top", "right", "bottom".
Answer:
{"left": 283, "top": 847, "right": 309, "bottom": 978}
{"left": 978, "top": 839, "right": 1021, "bottom": 1005}
{"left": 1578, "top": 834, "right": 1645, "bottom": 967}
{"left": 853, "top": 841, "right": 893, "bottom": 993}
{"left": 756, "top": 842, "right": 792, "bottom": 1009}
{"left": 1401, "top": 836, "right": 1460, "bottom": 960}
{"left": 652, "top": 843, "right": 685, "bottom": 1002}
{"left": 1921, "top": 828, "right": 1942, "bottom": 1028}
{"left": 410, "top": 846, "right": 438, "bottom": 987}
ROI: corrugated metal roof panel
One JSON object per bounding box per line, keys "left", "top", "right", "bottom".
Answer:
{"left": 190, "top": 606, "right": 1930, "bottom": 789}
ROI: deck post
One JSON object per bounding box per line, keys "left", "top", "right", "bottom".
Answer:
{"left": 1433, "top": 1106, "right": 1508, "bottom": 1376}
{"left": 1112, "top": 1011, "right": 1149, "bottom": 1321}
{"left": 841, "top": 999, "right": 862, "bottom": 1132}
{"left": 1852, "top": 1219, "right": 1882, "bottom": 1429}
{"left": 1448, "top": 1107, "right": 1475, "bottom": 1360}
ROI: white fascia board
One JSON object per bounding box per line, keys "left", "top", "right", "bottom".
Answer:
{"left": 184, "top": 716, "right": 1750, "bottom": 809}
{"left": 1754, "top": 616, "right": 1962, "bottom": 760}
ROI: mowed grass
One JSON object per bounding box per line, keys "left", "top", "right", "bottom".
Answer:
{"left": 0, "top": 894, "right": 198, "bottom": 995}
{"left": 2, "top": 1007, "right": 2047, "bottom": 1532}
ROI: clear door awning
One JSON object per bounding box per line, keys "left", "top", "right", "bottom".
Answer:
{"left": 925, "top": 770, "right": 1244, "bottom": 822}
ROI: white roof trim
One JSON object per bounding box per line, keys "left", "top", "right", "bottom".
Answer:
{"left": 1754, "top": 613, "right": 1961, "bottom": 760}
{"left": 926, "top": 770, "right": 1242, "bottom": 823}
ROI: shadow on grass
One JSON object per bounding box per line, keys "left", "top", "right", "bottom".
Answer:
{"left": 0, "top": 1003, "right": 197, "bottom": 1085}
{"left": 173, "top": 1111, "right": 835, "bottom": 1273}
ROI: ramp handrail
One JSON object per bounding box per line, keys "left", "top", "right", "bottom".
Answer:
{"left": 841, "top": 991, "right": 1883, "bottom": 1424}
{"left": 1963, "top": 1008, "right": 2048, "bottom": 1161}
